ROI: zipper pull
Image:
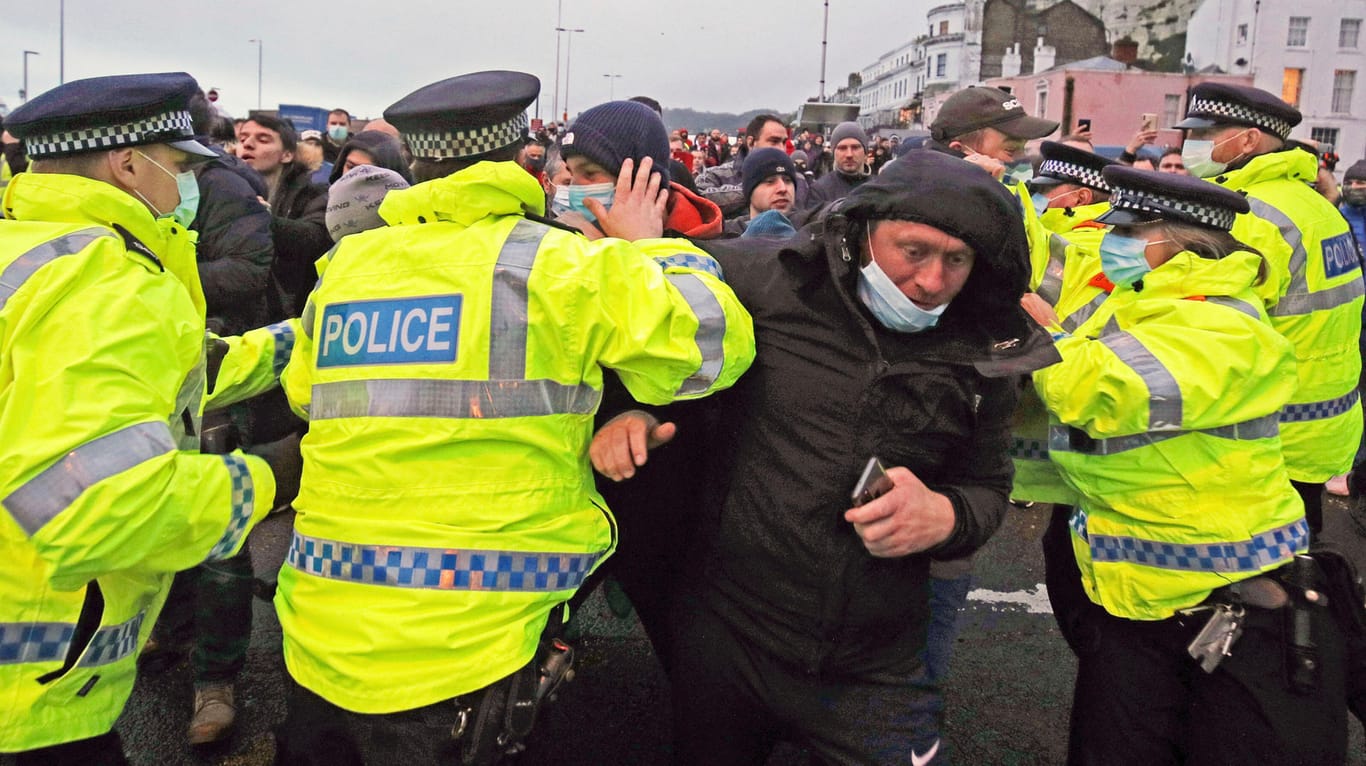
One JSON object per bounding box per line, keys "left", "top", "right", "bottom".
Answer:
{"left": 840, "top": 240, "right": 852, "bottom": 263}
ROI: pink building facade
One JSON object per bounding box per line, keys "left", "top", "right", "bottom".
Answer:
{"left": 980, "top": 61, "right": 1254, "bottom": 152}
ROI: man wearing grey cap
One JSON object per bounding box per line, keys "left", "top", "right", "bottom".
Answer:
{"left": 271, "top": 70, "right": 755, "bottom": 764}
{"left": 1177, "top": 82, "right": 1364, "bottom": 538}
{"left": 0, "top": 72, "right": 295, "bottom": 763}
{"left": 803, "top": 121, "right": 871, "bottom": 210}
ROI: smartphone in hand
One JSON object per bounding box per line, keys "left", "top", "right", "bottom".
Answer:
{"left": 1077, "top": 118, "right": 1092, "bottom": 132}
{"left": 1140, "top": 113, "right": 1158, "bottom": 132}
{"left": 852, "top": 457, "right": 894, "bottom": 507}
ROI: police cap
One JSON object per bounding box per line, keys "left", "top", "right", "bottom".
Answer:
{"left": 1027, "top": 140, "right": 1117, "bottom": 192}
{"left": 384, "top": 71, "right": 539, "bottom": 161}
{"left": 1096, "top": 165, "right": 1250, "bottom": 231}
{"left": 5, "top": 72, "right": 215, "bottom": 161}
{"left": 1174, "top": 82, "right": 1301, "bottom": 140}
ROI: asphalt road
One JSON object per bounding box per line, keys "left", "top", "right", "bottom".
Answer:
{"left": 117, "top": 500, "right": 1366, "bottom": 765}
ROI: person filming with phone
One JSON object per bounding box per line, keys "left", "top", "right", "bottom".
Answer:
{"left": 590, "top": 151, "right": 1058, "bottom": 765}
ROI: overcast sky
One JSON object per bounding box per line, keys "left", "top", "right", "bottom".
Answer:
{"left": 1, "top": 0, "right": 933, "bottom": 123}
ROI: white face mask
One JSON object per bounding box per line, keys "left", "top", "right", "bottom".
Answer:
{"left": 1182, "top": 130, "right": 1248, "bottom": 178}
{"left": 856, "top": 230, "right": 950, "bottom": 333}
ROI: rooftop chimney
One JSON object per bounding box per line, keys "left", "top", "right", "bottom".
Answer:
{"left": 1112, "top": 37, "right": 1139, "bottom": 66}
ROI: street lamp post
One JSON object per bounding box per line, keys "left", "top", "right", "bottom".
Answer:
{"left": 558, "top": 27, "right": 584, "bottom": 123}
{"left": 21, "top": 50, "right": 39, "bottom": 104}
{"left": 59, "top": 0, "right": 65, "bottom": 84}
{"left": 248, "top": 38, "right": 263, "bottom": 109}
{"left": 602, "top": 73, "right": 622, "bottom": 101}
{"left": 552, "top": 0, "right": 564, "bottom": 125}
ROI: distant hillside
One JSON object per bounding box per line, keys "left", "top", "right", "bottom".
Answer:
{"left": 661, "top": 107, "right": 792, "bottom": 134}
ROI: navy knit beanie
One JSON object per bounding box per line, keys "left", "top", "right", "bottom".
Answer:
{"left": 559, "top": 100, "right": 671, "bottom": 186}
{"left": 741, "top": 148, "right": 798, "bottom": 203}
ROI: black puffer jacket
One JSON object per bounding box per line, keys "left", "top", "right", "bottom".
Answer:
{"left": 269, "top": 162, "right": 330, "bottom": 318}
{"left": 690, "top": 153, "right": 1059, "bottom": 675}
{"left": 191, "top": 149, "right": 273, "bottom": 335}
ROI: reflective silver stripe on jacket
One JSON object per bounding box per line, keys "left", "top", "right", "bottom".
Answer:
{"left": 1061, "top": 291, "right": 1109, "bottom": 333}
{"left": 205, "top": 455, "right": 256, "bottom": 561}
{"left": 1071, "top": 507, "right": 1307, "bottom": 574}
{"left": 1251, "top": 198, "right": 1366, "bottom": 316}
{"left": 1204, "top": 295, "right": 1261, "bottom": 320}
{"left": 1281, "top": 389, "right": 1360, "bottom": 424}
{"left": 1048, "top": 413, "right": 1279, "bottom": 456}
{"left": 3, "top": 422, "right": 176, "bottom": 536}
{"left": 0, "top": 610, "right": 145, "bottom": 667}
{"left": 171, "top": 359, "right": 206, "bottom": 451}
{"left": 0, "top": 228, "right": 114, "bottom": 312}
{"left": 267, "top": 320, "right": 296, "bottom": 377}
{"left": 667, "top": 273, "right": 727, "bottom": 396}
{"left": 489, "top": 219, "right": 547, "bottom": 380}
{"left": 1035, "top": 235, "right": 1068, "bottom": 306}
{"left": 287, "top": 532, "right": 605, "bottom": 592}
{"left": 309, "top": 378, "right": 602, "bottom": 420}
{"left": 1101, "top": 332, "right": 1181, "bottom": 430}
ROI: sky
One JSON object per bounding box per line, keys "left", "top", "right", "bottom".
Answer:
{"left": 0, "top": 0, "right": 933, "bottom": 123}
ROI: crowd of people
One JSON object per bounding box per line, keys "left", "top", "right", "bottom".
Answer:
{"left": 2, "top": 65, "right": 1366, "bottom": 766}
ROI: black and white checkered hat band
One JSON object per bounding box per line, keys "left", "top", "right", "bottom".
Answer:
{"left": 23, "top": 110, "right": 196, "bottom": 159}
{"left": 1109, "top": 186, "right": 1237, "bottom": 230}
{"left": 404, "top": 113, "right": 528, "bottom": 159}
{"left": 1188, "top": 96, "right": 1293, "bottom": 139}
{"left": 1039, "top": 159, "right": 1108, "bottom": 191}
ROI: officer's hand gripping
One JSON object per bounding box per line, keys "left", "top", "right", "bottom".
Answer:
{"left": 589, "top": 409, "right": 677, "bottom": 482}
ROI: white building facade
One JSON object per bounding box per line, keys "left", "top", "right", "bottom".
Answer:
{"left": 1186, "top": 0, "right": 1366, "bottom": 165}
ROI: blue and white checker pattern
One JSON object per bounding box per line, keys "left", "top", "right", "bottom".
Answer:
{"left": 1187, "top": 96, "right": 1294, "bottom": 140}
{"left": 1038, "top": 158, "right": 1109, "bottom": 192}
{"left": 0, "top": 610, "right": 145, "bottom": 666}
{"left": 266, "top": 320, "right": 296, "bottom": 377}
{"left": 22, "top": 110, "right": 196, "bottom": 159}
{"left": 0, "top": 622, "right": 75, "bottom": 664}
{"left": 1070, "top": 508, "right": 1308, "bottom": 573}
{"left": 1281, "top": 389, "right": 1360, "bottom": 423}
{"left": 404, "top": 113, "right": 529, "bottom": 160}
{"left": 653, "top": 252, "right": 725, "bottom": 281}
{"left": 206, "top": 455, "right": 255, "bottom": 561}
{"left": 287, "top": 532, "right": 604, "bottom": 592}
{"left": 77, "top": 611, "right": 145, "bottom": 667}
{"left": 1108, "top": 186, "right": 1238, "bottom": 230}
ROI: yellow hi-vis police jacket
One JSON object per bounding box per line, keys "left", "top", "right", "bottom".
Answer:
{"left": 0, "top": 172, "right": 286, "bottom": 751}
{"left": 276, "top": 160, "right": 756, "bottom": 714}
{"left": 1035, "top": 249, "right": 1306, "bottom": 621}
{"left": 1218, "top": 147, "right": 1364, "bottom": 482}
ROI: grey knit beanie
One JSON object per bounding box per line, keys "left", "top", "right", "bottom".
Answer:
{"left": 326, "top": 165, "right": 411, "bottom": 242}
{"left": 830, "top": 121, "right": 868, "bottom": 148}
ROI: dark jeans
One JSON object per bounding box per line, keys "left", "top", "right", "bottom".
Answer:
{"left": 1, "top": 732, "right": 129, "bottom": 766}
{"left": 668, "top": 589, "right": 944, "bottom": 766}
{"left": 1066, "top": 585, "right": 1347, "bottom": 765}
{"left": 1291, "top": 480, "right": 1324, "bottom": 537}
{"left": 154, "top": 546, "right": 254, "bottom": 683}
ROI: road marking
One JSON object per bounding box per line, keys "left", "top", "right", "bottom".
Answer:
{"left": 967, "top": 584, "right": 1053, "bottom": 614}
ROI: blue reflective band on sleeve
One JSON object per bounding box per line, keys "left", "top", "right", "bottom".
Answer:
{"left": 1281, "top": 389, "right": 1360, "bottom": 423}
{"left": 0, "top": 609, "right": 146, "bottom": 667}
{"left": 205, "top": 454, "right": 255, "bottom": 561}
{"left": 317, "top": 295, "right": 463, "bottom": 368}
{"left": 267, "top": 321, "right": 296, "bottom": 377}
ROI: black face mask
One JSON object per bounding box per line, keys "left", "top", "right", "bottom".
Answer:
{"left": 524, "top": 156, "right": 546, "bottom": 172}
{"left": 1344, "top": 187, "right": 1366, "bottom": 207}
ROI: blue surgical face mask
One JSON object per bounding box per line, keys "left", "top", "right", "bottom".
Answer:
{"left": 856, "top": 232, "right": 950, "bottom": 333}
{"left": 566, "top": 182, "right": 615, "bottom": 224}
{"left": 1030, "top": 192, "right": 1051, "bottom": 212}
{"left": 135, "top": 150, "right": 200, "bottom": 227}
{"left": 327, "top": 124, "right": 349, "bottom": 143}
{"left": 1098, "top": 232, "right": 1154, "bottom": 287}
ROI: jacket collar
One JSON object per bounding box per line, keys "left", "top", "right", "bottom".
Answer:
{"left": 1210, "top": 146, "right": 1318, "bottom": 190}
{"left": 379, "top": 160, "right": 545, "bottom": 229}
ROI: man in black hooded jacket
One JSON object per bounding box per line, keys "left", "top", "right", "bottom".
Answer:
{"left": 592, "top": 150, "right": 1057, "bottom": 764}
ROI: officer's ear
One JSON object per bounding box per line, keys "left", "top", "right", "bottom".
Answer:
{"left": 104, "top": 147, "right": 141, "bottom": 189}
{"left": 1077, "top": 187, "right": 1093, "bottom": 206}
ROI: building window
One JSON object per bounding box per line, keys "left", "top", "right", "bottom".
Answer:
{"left": 1311, "top": 127, "right": 1340, "bottom": 149}
{"left": 1333, "top": 70, "right": 1356, "bottom": 113}
{"left": 1282, "top": 68, "right": 1304, "bottom": 107}
{"left": 1287, "top": 17, "right": 1309, "bottom": 47}
{"left": 936, "top": 53, "right": 947, "bottom": 78}
{"left": 939, "top": 20, "right": 949, "bottom": 35}
{"left": 1237, "top": 24, "right": 1248, "bottom": 45}
{"left": 1036, "top": 86, "right": 1048, "bottom": 118}
{"left": 1342, "top": 19, "right": 1362, "bottom": 48}
{"left": 1164, "top": 94, "right": 1182, "bottom": 129}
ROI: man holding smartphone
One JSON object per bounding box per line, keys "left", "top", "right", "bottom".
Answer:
{"left": 591, "top": 151, "right": 1058, "bottom": 765}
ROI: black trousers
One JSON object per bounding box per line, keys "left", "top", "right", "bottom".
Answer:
{"left": 668, "top": 588, "right": 943, "bottom": 766}
{"left": 1065, "top": 589, "right": 1347, "bottom": 766}
{"left": 0, "top": 732, "right": 129, "bottom": 766}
